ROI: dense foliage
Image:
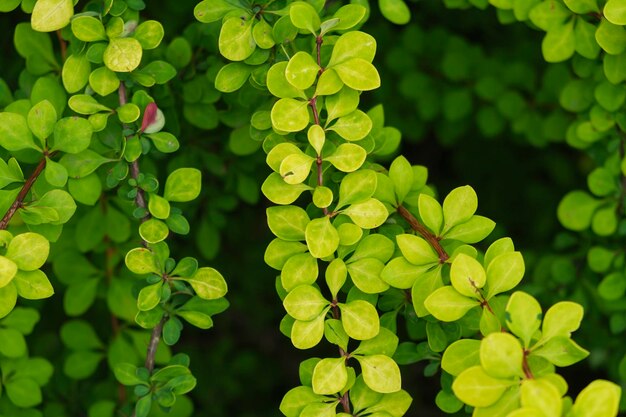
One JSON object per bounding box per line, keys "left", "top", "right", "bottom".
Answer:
{"left": 0, "top": 0, "right": 625, "bottom": 416}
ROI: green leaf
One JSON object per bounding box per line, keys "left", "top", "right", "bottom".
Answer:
{"left": 286, "top": 52, "right": 319, "bottom": 90}
{"left": 281, "top": 252, "right": 318, "bottom": 291}
{"left": 183, "top": 267, "right": 227, "bottom": 300}
{"left": 605, "top": 0, "right": 626, "bottom": 25}
{"left": 379, "top": 0, "right": 411, "bottom": 24}
{"left": 329, "top": 31, "right": 377, "bottom": 66}
{"left": 267, "top": 62, "right": 306, "bottom": 99}
{"left": 113, "top": 362, "right": 145, "bottom": 386}
{"left": 27, "top": 100, "right": 57, "bottom": 144}
{"left": 326, "top": 87, "right": 359, "bottom": 122}
{"left": 139, "top": 218, "right": 169, "bottom": 243}
{"left": 564, "top": 0, "right": 598, "bottom": 13}
{"left": 253, "top": 18, "right": 275, "bottom": 49}
{"left": 348, "top": 258, "right": 388, "bottom": 294}
{"left": 164, "top": 168, "right": 201, "bottom": 202}
{"left": 61, "top": 320, "right": 103, "bottom": 350}
{"left": 315, "top": 69, "right": 343, "bottom": 96}
{"left": 418, "top": 194, "right": 443, "bottom": 235}
{"left": 450, "top": 254, "right": 485, "bottom": 298}
{"left": 61, "top": 54, "right": 91, "bottom": 94}
{"left": 103, "top": 37, "right": 143, "bottom": 72}
{"left": 312, "top": 357, "right": 347, "bottom": 395}
{"left": 137, "top": 282, "right": 162, "bottom": 311}
{"left": 5, "top": 232, "right": 49, "bottom": 271}
{"left": 0, "top": 256, "right": 17, "bottom": 288}
{"left": 328, "top": 110, "right": 372, "bottom": 142}
{"left": 332, "top": 4, "right": 367, "bottom": 31}
{"left": 356, "top": 354, "right": 401, "bottom": 393}
{"left": 31, "top": 0, "right": 73, "bottom": 32}
{"left": 305, "top": 217, "right": 339, "bottom": 259}
{"left": 480, "top": 332, "right": 523, "bottom": 379}
{"left": 382, "top": 256, "right": 428, "bottom": 289}
{"left": 444, "top": 216, "right": 495, "bottom": 244}
{"left": 291, "top": 312, "right": 325, "bottom": 349}
{"left": 485, "top": 251, "right": 525, "bottom": 299}
{"left": 324, "top": 319, "right": 349, "bottom": 350}
{"left": 0, "top": 282, "right": 17, "bottom": 318}
{"left": 596, "top": 19, "right": 626, "bottom": 55}
{"left": 194, "top": 0, "right": 240, "bottom": 23}
{"left": 338, "top": 299, "right": 379, "bottom": 340}
{"left": 337, "top": 169, "right": 377, "bottom": 209}
{"left": 29, "top": 189, "right": 77, "bottom": 225}
{"left": 219, "top": 16, "right": 255, "bottom": 62}
{"left": 135, "top": 395, "right": 152, "bottom": 417}
{"left": 326, "top": 143, "right": 367, "bottom": 172}
{"left": 289, "top": 1, "right": 321, "bottom": 34}
{"left": 334, "top": 58, "right": 381, "bottom": 91}
{"left": 267, "top": 205, "right": 309, "bottom": 241}
{"left": 89, "top": 66, "right": 120, "bottom": 96}
{"left": 575, "top": 18, "right": 600, "bottom": 59}
{"left": 542, "top": 20, "right": 575, "bottom": 62}
{"left": 452, "top": 366, "right": 513, "bottom": 408}
{"left": 441, "top": 339, "right": 481, "bottom": 376}
{"left": 505, "top": 291, "right": 541, "bottom": 348}
{"left": 326, "top": 258, "right": 347, "bottom": 298}
{"left": 520, "top": 379, "right": 562, "bottom": 417}
{"left": 442, "top": 185, "right": 477, "bottom": 232}
{"left": 1, "top": 307, "right": 39, "bottom": 334}
{"left": 68, "top": 94, "right": 111, "bottom": 114}
{"left": 532, "top": 336, "right": 589, "bottom": 366}
{"left": 557, "top": 191, "right": 601, "bottom": 231}
{"left": 280, "top": 153, "right": 315, "bottom": 184}
{"left": 0, "top": 328, "right": 26, "bottom": 357}
{"left": 283, "top": 285, "right": 328, "bottom": 321}
{"left": 71, "top": 16, "right": 107, "bottom": 42}
{"left": 271, "top": 98, "right": 310, "bottom": 133}
{"left": 424, "top": 286, "right": 479, "bottom": 322}
{"left": 59, "top": 149, "right": 115, "bottom": 178}
{"left": 279, "top": 386, "right": 325, "bottom": 417}
{"left": 134, "top": 20, "right": 164, "bottom": 50}
{"left": 125, "top": 247, "right": 160, "bottom": 275}
{"left": 343, "top": 198, "right": 388, "bottom": 229}
{"left": 571, "top": 380, "right": 621, "bottom": 417}
{"left": 353, "top": 327, "right": 398, "bottom": 356}
{"left": 396, "top": 234, "right": 438, "bottom": 266}
{"left": 64, "top": 278, "right": 99, "bottom": 316}
{"left": 0, "top": 112, "right": 40, "bottom": 151}
{"left": 541, "top": 301, "right": 583, "bottom": 341}
{"left": 6, "top": 377, "right": 42, "bottom": 407}
{"left": 262, "top": 173, "right": 312, "bottom": 205}
{"left": 13, "top": 269, "right": 54, "bottom": 299}
{"left": 13, "top": 23, "right": 57, "bottom": 74}
{"left": 215, "top": 62, "right": 251, "bottom": 93}
{"left": 52, "top": 116, "right": 93, "bottom": 154}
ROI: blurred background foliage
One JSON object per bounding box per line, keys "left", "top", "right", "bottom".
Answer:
{"left": 0, "top": 0, "right": 614, "bottom": 416}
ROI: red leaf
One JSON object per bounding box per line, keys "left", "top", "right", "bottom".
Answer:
{"left": 140, "top": 102, "right": 158, "bottom": 132}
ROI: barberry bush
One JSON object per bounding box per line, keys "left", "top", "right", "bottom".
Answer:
{"left": 0, "top": 0, "right": 623, "bottom": 416}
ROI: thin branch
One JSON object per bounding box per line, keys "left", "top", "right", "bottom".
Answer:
{"left": 396, "top": 205, "right": 449, "bottom": 263}
{"left": 0, "top": 157, "right": 47, "bottom": 230}
{"left": 56, "top": 30, "right": 67, "bottom": 62}
{"left": 145, "top": 317, "right": 167, "bottom": 373}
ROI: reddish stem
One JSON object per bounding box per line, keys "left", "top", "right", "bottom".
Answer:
{"left": 0, "top": 157, "right": 47, "bottom": 230}
{"left": 396, "top": 205, "right": 449, "bottom": 263}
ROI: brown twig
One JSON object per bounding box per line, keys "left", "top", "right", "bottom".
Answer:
{"left": 56, "top": 30, "right": 67, "bottom": 62}
{"left": 396, "top": 205, "right": 449, "bottom": 263}
{"left": 0, "top": 157, "right": 47, "bottom": 230}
